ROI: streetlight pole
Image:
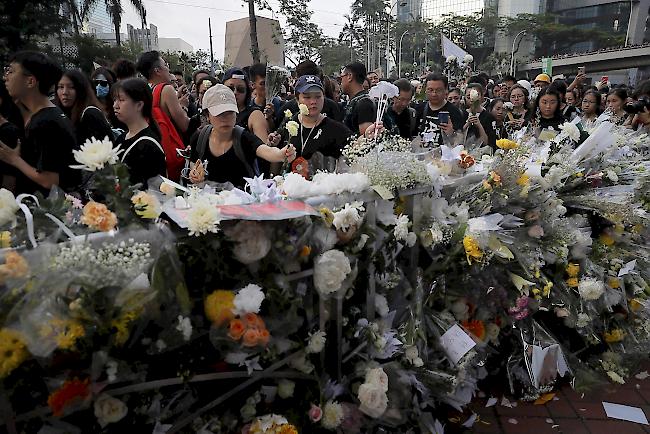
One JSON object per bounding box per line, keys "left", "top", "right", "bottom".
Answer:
{"left": 398, "top": 30, "right": 409, "bottom": 77}
{"left": 509, "top": 30, "right": 526, "bottom": 77}
{"left": 624, "top": 0, "right": 634, "bottom": 47}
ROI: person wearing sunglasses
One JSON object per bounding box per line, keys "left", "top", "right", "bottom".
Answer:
{"left": 90, "top": 66, "right": 120, "bottom": 128}
{"left": 0, "top": 51, "right": 79, "bottom": 195}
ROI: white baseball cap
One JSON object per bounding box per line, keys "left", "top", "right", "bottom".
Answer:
{"left": 202, "top": 84, "right": 239, "bottom": 116}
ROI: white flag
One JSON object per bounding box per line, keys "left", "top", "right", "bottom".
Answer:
{"left": 441, "top": 34, "right": 468, "bottom": 60}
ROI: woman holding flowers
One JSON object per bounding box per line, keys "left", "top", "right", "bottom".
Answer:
{"left": 188, "top": 85, "right": 295, "bottom": 188}
{"left": 112, "top": 78, "right": 167, "bottom": 186}
{"left": 580, "top": 90, "right": 602, "bottom": 132}
{"left": 283, "top": 75, "right": 353, "bottom": 162}
{"left": 505, "top": 84, "right": 530, "bottom": 130}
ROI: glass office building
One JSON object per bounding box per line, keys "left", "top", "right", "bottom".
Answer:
{"left": 420, "top": 0, "right": 486, "bottom": 22}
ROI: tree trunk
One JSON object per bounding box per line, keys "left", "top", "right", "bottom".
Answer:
{"left": 69, "top": 0, "right": 80, "bottom": 35}
{"left": 248, "top": 0, "right": 261, "bottom": 64}
{"left": 114, "top": 18, "right": 121, "bottom": 45}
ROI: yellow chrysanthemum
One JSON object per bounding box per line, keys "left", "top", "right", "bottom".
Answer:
{"left": 0, "top": 250, "right": 29, "bottom": 284}
{"left": 566, "top": 277, "right": 579, "bottom": 288}
{"left": 463, "top": 235, "right": 483, "bottom": 264}
{"left": 608, "top": 277, "right": 620, "bottom": 289}
{"left": 319, "top": 207, "right": 334, "bottom": 226}
{"left": 204, "top": 290, "right": 235, "bottom": 326}
{"left": 45, "top": 318, "right": 85, "bottom": 350}
{"left": 112, "top": 310, "right": 139, "bottom": 346}
{"left": 496, "top": 139, "right": 519, "bottom": 150}
{"left": 604, "top": 329, "right": 626, "bottom": 343}
{"left": 566, "top": 263, "right": 580, "bottom": 278}
{"left": 599, "top": 234, "right": 615, "bottom": 246}
{"left": 0, "top": 328, "right": 29, "bottom": 378}
{"left": 516, "top": 173, "right": 530, "bottom": 186}
{"left": 278, "top": 425, "right": 299, "bottom": 434}
{"left": 482, "top": 180, "right": 493, "bottom": 191}
{"left": 131, "top": 191, "right": 161, "bottom": 219}
{"left": 0, "top": 231, "right": 11, "bottom": 248}
{"left": 630, "top": 298, "right": 644, "bottom": 312}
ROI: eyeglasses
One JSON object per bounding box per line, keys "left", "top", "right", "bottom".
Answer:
{"left": 94, "top": 80, "right": 109, "bottom": 87}
{"left": 426, "top": 88, "right": 446, "bottom": 95}
{"left": 227, "top": 85, "right": 247, "bottom": 94}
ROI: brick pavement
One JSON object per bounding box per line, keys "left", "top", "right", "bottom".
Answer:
{"left": 447, "top": 366, "right": 650, "bottom": 434}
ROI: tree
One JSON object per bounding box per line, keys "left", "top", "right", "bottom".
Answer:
{"left": 276, "top": 0, "right": 325, "bottom": 66}
{"left": 246, "top": 0, "right": 261, "bottom": 64}
{"left": 319, "top": 38, "right": 358, "bottom": 76}
{"left": 500, "top": 13, "right": 623, "bottom": 57}
{"left": 81, "top": 0, "right": 147, "bottom": 46}
{"left": 0, "top": 0, "right": 69, "bottom": 57}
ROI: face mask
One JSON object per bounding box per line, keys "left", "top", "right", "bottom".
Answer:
{"left": 96, "top": 84, "right": 109, "bottom": 98}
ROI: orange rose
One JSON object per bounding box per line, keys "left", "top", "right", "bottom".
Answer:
{"left": 243, "top": 313, "right": 265, "bottom": 330}
{"left": 228, "top": 319, "right": 245, "bottom": 341}
{"left": 242, "top": 328, "right": 261, "bottom": 347}
{"left": 258, "top": 329, "right": 270, "bottom": 346}
{"left": 204, "top": 290, "right": 235, "bottom": 326}
{"left": 462, "top": 319, "right": 486, "bottom": 340}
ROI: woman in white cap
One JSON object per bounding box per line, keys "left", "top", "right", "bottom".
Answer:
{"left": 188, "top": 84, "right": 295, "bottom": 188}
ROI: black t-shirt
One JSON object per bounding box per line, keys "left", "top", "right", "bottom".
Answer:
{"left": 189, "top": 128, "right": 262, "bottom": 188}
{"left": 0, "top": 121, "right": 21, "bottom": 181}
{"left": 386, "top": 106, "right": 416, "bottom": 139}
{"left": 116, "top": 126, "right": 166, "bottom": 186}
{"left": 539, "top": 115, "right": 565, "bottom": 132}
{"left": 415, "top": 101, "right": 464, "bottom": 147}
{"left": 343, "top": 90, "right": 376, "bottom": 135}
{"left": 77, "top": 106, "right": 113, "bottom": 146}
{"left": 276, "top": 97, "right": 343, "bottom": 125}
{"left": 462, "top": 109, "right": 497, "bottom": 149}
{"left": 288, "top": 116, "right": 353, "bottom": 160}
{"left": 561, "top": 104, "right": 579, "bottom": 121}
{"left": 16, "top": 106, "right": 79, "bottom": 195}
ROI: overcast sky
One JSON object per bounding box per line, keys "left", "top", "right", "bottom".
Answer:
{"left": 122, "top": 0, "right": 352, "bottom": 61}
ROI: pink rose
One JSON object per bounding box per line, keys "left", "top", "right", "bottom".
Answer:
{"left": 309, "top": 404, "right": 323, "bottom": 422}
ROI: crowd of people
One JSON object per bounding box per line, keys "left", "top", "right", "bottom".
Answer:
{"left": 1, "top": 49, "right": 650, "bottom": 197}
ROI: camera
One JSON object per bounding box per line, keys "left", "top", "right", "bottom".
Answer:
{"left": 624, "top": 95, "right": 650, "bottom": 114}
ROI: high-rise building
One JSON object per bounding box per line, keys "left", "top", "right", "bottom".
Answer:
{"left": 158, "top": 38, "right": 194, "bottom": 54}
{"left": 224, "top": 17, "right": 285, "bottom": 66}
{"left": 128, "top": 23, "right": 159, "bottom": 51}
{"left": 420, "top": 0, "right": 486, "bottom": 22}
{"left": 72, "top": 0, "right": 113, "bottom": 35}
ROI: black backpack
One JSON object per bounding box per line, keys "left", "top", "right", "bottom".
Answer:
{"left": 195, "top": 125, "right": 258, "bottom": 178}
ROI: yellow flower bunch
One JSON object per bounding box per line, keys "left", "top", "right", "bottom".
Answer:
{"left": 608, "top": 277, "right": 620, "bottom": 289}
{"left": 0, "top": 250, "right": 29, "bottom": 283}
{"left": 604, "top": 329, "right": 626, "bottom": 343}
{"left": 463, "top": 235, "right": 483, "bottom": 264}
{"left": 131, "top": 191, "right": 161, "bottom": 219}
{"left": 0, "top": 328, "right": 29, "bottom": 378}
{"left": 112, "top": 309, "right": 140, "bottom": 346}
{"left": 496, "top": 139, "right": 519, "bottom": 150}
{"left": 0, "top": 231, "right": 11, "bottom": 248}
{"left": 599, "top": 233, "right": 615, "bottom": 246}
{"left": 319, "top": 207, "right": 334, "bottom": 226}
{"left": 204, "top": 290, "right": 235, "bottom": 326}
{"left": 482, "top": 171, "right": 502, "bottom": 191}
{"left": 566, "top": 263, "right": 580, "bottom": 278}
{"left": 516, "top": 173, "right": 530, "bottom": 186}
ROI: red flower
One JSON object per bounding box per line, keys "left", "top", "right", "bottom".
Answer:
{"left": 291, "top": 157, "right": 309, "bottom": 178}
{"left": 47, "top": 377, "right": 90, "bottom": 416}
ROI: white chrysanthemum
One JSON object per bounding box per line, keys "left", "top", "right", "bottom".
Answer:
{"left": 321, "top": 400, "right": 345, "bottom": 430}
{"left": 374, "top": 294, "right": 389, "bottom": 317}
{"left": 446, "top": 55, "right": 457, "bottom": 63}
{"left": 333, "top": 201, "right": 365, "bottom": 232}
{"left": 233, "top": 284, "right": 265, "bottom": 315}
{"left": 225, "top": 221, "right": 271, "bottom": 264}
{"left": 313, "top": 249, "right": 351, "bottom": 297}
{"left": 559, "top": 122, "right": 580, "bottom": 142}
{"left": 393, "top": 214, "right": 415, "bottom": 246}
{"left": 578, "top": 277, "right": 605, "bottom": 301}
{"left": 0, "top": 188, "right": 19, "bottom": 226}
{"left": 306, "top": 330, "right": 326, "bottom": 354}
{"left": 286, "top": 120, "right": 299, "bottom": 137}
{"left": 186, "top": 200, "right": 221, "bottom": 236}
{"left": 576, "top": 313, "right": 590, "bottom": 328}
{"left": 70, "top": 136, "right": 122, "bottom": 171}
{"left": 464, "top": 54, "right": 474, "bottom": 64}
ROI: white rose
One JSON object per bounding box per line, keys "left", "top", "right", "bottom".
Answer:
{"left": 393, "top": 214, "right": 414, "bottom": 245}
{"left": 94, "top": 394, "right": 128, "bottom": 427}
{"left": 225, "top": 221, "right": 272, "bottom": 264}
{"left": 357, "top": 383, "right": 388, "bottom": 418}
{"left": 0, "top": 188, "right": 19, "bottom": 226}
{"left": 374, "top": 294, "right": 389, "bottom": 317}
{"left": 464, "top": 54, "right": 474, "bottom": 64}
{"left": 578, "top": 277, "right": 605, "bottom": 301}
{"left": 175, "top": 315, "right": 192, "bottom": 341}
{"left": 321, "top": 400, "right": 345, "bottom": 430}
{"left": 299, "top": 103, "right": 310, "bottom": 116}
{"left": 307, "top": 330, "right": 327, "bottom": 354}
{"left": 313, "top": 249, "right": 351, "bottom": 297}
{"left": 469, "top": 89, "right": 480, "bottom": 102}
{"left": 446, "top": 55, "right": 457, "bottom": 63}
{"left": 71, "top": 136, "right": 122, "bottom": 172}
{"left": 365, "top": 367, "right": 389, "bottom": 392}
{"left": 233, "top": 284, "right": 265, "bottom": 315}
{"left": 277, "top": 379, "right": 295, "bottom": 399}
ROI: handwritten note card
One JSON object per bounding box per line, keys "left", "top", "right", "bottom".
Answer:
{"left": 440, "top": 324, "right": 476, "bottom": 365}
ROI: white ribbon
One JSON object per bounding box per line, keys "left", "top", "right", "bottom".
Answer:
{"left": 15, "top": 194, "right": 76, "bottom": 248}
